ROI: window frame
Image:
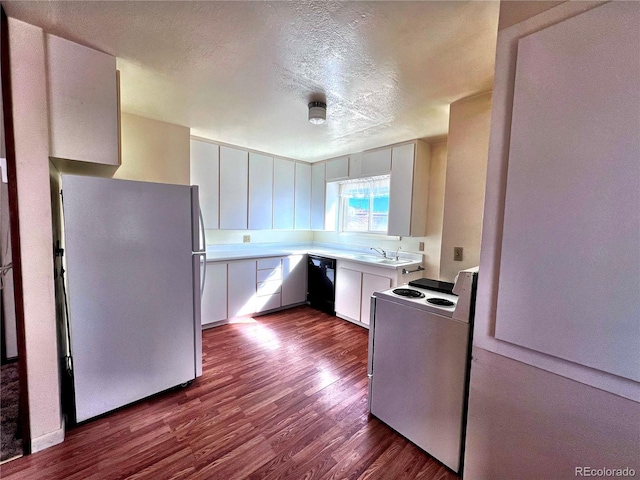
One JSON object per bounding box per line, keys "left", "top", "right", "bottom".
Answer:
{"left": 339, "top": 175, "right": 390, "bottom": 235}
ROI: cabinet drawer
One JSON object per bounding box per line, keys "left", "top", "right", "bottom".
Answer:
{"left": 256, "top": 293, "right": 281, "bottom": 313}
{"left": 257, "top": 257, "right": 281, "bottom": 270}
{"left": 257, "top": 267, "right": 282, "bottom": 283}
{"left": 257, "top": 280, "right": 282, "bottom": 297}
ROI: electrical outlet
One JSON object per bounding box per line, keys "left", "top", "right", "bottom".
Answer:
{"left": 243, "top": 235, "right": 251, "bottom": 243}
{"left": 454, "top": 246, "right": 463, "bottom": 261}
{"left": 418, "top": 242, "right": 425, "bottom": 251}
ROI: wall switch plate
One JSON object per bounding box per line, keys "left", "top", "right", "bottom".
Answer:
{"left": 454, "top": 246, "right": 463, "bottom": 261}
{"left": 418, "top": 242, "right": 425, "bottom": 251}
{"left": 243, "top": 235, "right": 251, "bottom": 243}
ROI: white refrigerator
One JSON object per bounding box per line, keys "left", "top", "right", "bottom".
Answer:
{"left": 54, "top": 174, "right": 204, "bottom": 423}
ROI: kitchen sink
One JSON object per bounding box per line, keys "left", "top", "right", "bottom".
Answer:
{"left": 344, "top": 253, "right": 415, "bottom": 266}
{"left": 371, "top": 258, "right": 413, "bottom": 265}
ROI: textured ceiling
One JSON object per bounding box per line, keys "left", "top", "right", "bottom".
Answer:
{"left": 3, "top": 1, "right": 499, "bottom": 162}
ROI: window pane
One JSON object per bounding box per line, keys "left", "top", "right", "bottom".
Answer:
{"left": 340, "top": 175, "right": 390, "bottom": 234}
{"left": 371, "top": 196, "right": 388, "bottom": 231}
{"left": 345, "top": 198, "right": 369, "bottom": 231}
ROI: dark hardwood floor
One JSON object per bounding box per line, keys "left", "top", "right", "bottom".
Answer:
{"left": 0, "top": 306, "right": 457, "bottom": 480}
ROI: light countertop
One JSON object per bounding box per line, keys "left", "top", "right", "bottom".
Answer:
{"left": 205, "top": 242, "right": 423, "bottom": 271}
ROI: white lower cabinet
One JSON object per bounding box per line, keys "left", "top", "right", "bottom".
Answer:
{"left": 228, "top": 260, "right": 257, "bottom": 317}
{"left": 203, "top": 255, "right": 307, "bottom": 324}
{"left": 335, "top": 267, "right": 362, "bottom": 322}
{"left": 282, "top": 254, "right": 308, "bottom": 306}
{"left": 360, "top": 273, "right": 391, "bottom": 326}
{"left": 335, "top": 261, "right": 395, "bottom": 326}
{"left": 202, "top": 262, "right": 228, "bottom": 326}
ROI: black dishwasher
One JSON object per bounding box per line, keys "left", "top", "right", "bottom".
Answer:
{"left": 307, "top": 255, "right": 336, "bottom": 315}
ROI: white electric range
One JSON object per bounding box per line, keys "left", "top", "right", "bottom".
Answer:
{"left": 367, "top": 268, "right": 478, "bottom": 474}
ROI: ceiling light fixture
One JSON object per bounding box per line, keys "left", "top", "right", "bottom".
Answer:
{"left": 308, "top": 101, "right": 327, "bottom": 124}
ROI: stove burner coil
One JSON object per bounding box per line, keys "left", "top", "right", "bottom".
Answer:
{"left": 426, "top": 298, "right": 455, "bottom": 306}
{"left": 392, "top": 288, "right": 425, "bottom": 299}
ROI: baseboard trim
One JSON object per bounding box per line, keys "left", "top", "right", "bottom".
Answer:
{"left": 31, "top": 424, "right": 64, "bottom": 453}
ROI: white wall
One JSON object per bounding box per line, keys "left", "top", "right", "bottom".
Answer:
{"left": 423, "top": 141, "right": 447, "bottom": 279}
{"left": 464, "top": 2, "right": 640, "bottom": 478}
{"left": 207, "top": 229, "right": 312, "bottom": 245}
{"left": 7, "top": 17, "right": 63, "bottom": 452}
{"left": 114, "top": 113, "right": 190, "bottom": 185}
{"left": 439, "top": 92, "right": 492, "bottom": 282}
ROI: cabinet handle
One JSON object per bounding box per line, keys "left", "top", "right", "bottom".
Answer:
{"left": 402, "top": 266, "right": 425, "bottom": 275}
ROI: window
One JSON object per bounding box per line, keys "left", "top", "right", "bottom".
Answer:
{"left": 340, "top": 176, "right": 390, "bottom": 234}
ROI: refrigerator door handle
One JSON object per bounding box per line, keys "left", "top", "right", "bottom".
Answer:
{"left": 196, "top": 207, "right": 207, "bottom": 296}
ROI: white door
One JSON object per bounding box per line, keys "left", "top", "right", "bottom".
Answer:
{"left": 311, "top": 162, "right": 325, "bottom": 230}
{"left": 273, "top": 158, "right": 295, "bottom": 230}
{"left": 361, "top": 273, "right": 391, "bottom": 326}
{"left": 190, "top": 139, "right": 219, "bottom": 229}
{"left": 294, "top": 162, "right": 311, "bottom": 230}
{"left": 201, "top": 262, "right": 227, "bottom": 325}
{"left": 249, "top": 152, "right": 273, "bottom": 230}
{"left": 228, "top": 260, "right": 257, "bottom": 317}
{"left": 282, "top": 254, "right": 307, "bottom": 306}
{"left": 220, "top": 146, "right": 248, "bottom": 229}
{"left": 335, "top": 267, "right": 362, "bottom": 322}
{"left": 388, "top": 143, "right": 415, "bottom": 236}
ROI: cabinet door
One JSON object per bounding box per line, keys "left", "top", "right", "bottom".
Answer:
{"left": 388, "top": 143, "right": 415, "bottom": 236}
{"left": 190, "top": 139, "right": 219, "bottom": 230}
{"left": 294, "top": 162, "right": 312, "bottom": 230}
{"left": 361, "top": 148, "right": 392, "bottom": 176}
{"left": 201, "top": 263, "right": 227, "bottom": 325}
{"left": 249, "top": 153, "right": 273, "bottom": 230}
{"left": 311, "top": 162, "right": 325, "bottom": 230}
{"left": 47, "top": 34, "right": 119, "bottom": 165}
{"left": 219, "top": 146, "right": 248, "bottom": 229}
{"left": 349, "top": 153, "right": 362, "bottom": 178}
{"left": 228, "top": 260, "right": 256, "bottom": 317}
{"left": 282, "top": 254, "right": 307, "bottom": 306}
{"left": 335, "top": 267, "right": 362, "bottom": 322}
{"left": 273, "top": 158, "right": 295, "bottom": 230}
{"left": 326, "top": 156, "right": 349, "bottom": 181}
{"left": 361, "top": 273, "right": 391, "bottom": 326}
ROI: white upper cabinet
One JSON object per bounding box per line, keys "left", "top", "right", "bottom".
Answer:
{"left": 190, "top": 139, "right": 219, "bottom": 230}
{"left": 46, "top": 34, "right": 119, "bottom": 166}
{"left": 326, "top": 156, "right": 349, "bottom": 181}
{"left": 294, "top": 162, "right": 311, "bottom": 230}
{"left": 388, "top": 141, "right": 430, "bottom": 237}
{"left": 361, "top": 148, "right": 392, "bottom": 176}
{"left": 248, "top": 152, "right": 274, "bottom": 230}
{"left": 311, "top": 162, "right": 325, "bottom": 230}
{"left": 348, "top": 152, "right": 362, "bottom": 178}
{"left": 273, "top": 158, "right": 295, "bottom": 230}
{"left": 219, "top": 146, "right": 248, "bottom": 230}
{"left": 348, "top": 149, "right": 391, "bottom": 179}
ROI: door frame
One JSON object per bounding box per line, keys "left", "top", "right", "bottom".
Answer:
{"left": 1, "top": 6, "right": 31, "bottom": 455}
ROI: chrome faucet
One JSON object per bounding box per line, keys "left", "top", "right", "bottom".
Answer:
{"left": 395, "top": 247, "right": 401, "bottom": 261}
{"left": 370, "top": 247, "right": 387, "bottom": 258}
